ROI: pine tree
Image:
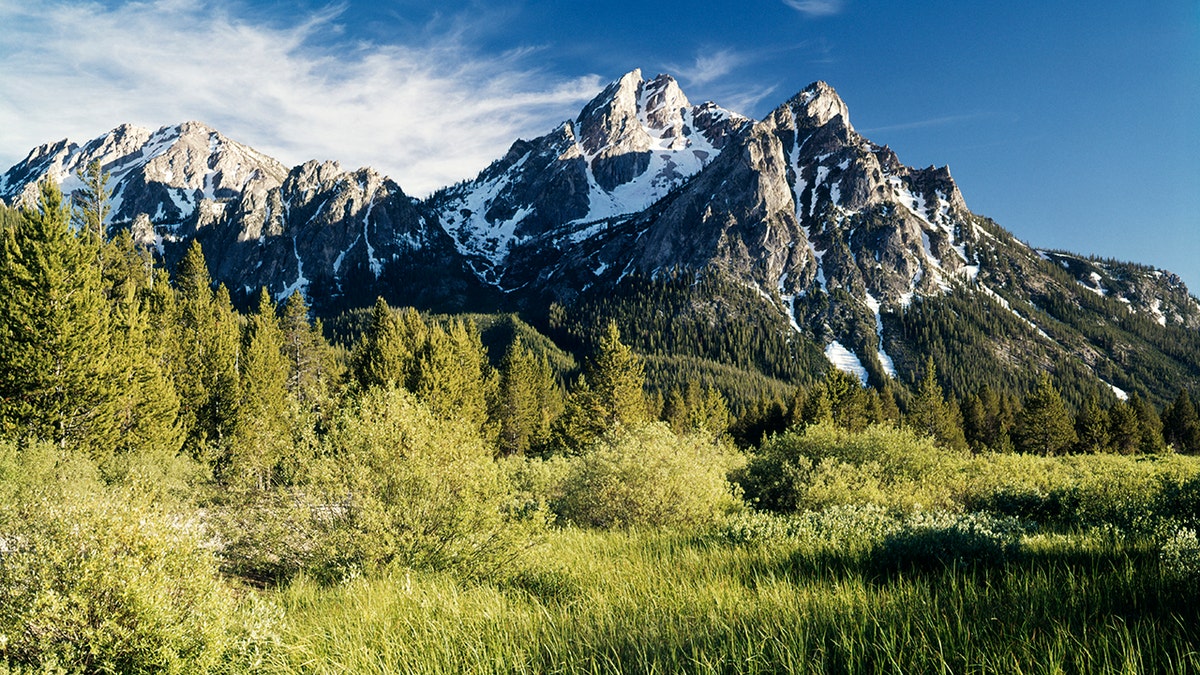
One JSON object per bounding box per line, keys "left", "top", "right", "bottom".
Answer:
{"left": 552, "top": 321, "right": 647, "bottom": 453}
{"left": 0, "top": 181, "right": 118, "bottom": 452}
{"left": 1108, "top": 400, "right": 1141, "bottom": 455}
{"left": 1129, "top": 393, "right": 1165, "bottom": 454}
{"left": 173, "top": 242, "right": 241, "bottom": 464}
{"left": 903, "top": 358, "right": 967, "bottom": 450}
{"left": 1013, "top": 373, "right": 1077, "bottom": 455}
{"left": 587, "top": 321, "right": 648, "bottom": 427}
{"left": 350, "top": 298, "right": 425, "bottom": 391}
{"left": 280, "top": 290, "right": 336, "bottom": 409}
{"left": 412, "top": 318, "right": 495, "bottom": 433}
{"left": 72, "top": 160, "right": 111, "bottom": 241}
{"left": 1162, "top": 389, "right": 1200, "bottom": 454}
{"left": 226, "top": 289, "right": 292, "bottom": 489}
{"left": 662, "top": 386, "right": 689, "bottom": 433}
{"left": 106, "top": 262, "right": 182, "bottom": 460}
{"left": 497, "top": 338, "right": 543, "bottom": 456}
{"left": 1074, "top": 395, "right": 1111, "bottom": 453}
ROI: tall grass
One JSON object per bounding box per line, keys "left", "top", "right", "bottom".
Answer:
{"left": 263, "top": 526, "right": 1200, "bottom": 674}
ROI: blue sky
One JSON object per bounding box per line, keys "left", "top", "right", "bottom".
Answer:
{"left": 1, "top": 0, "right": 1197, "bottom": 290}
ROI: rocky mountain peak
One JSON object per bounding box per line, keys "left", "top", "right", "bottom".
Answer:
{"left": 641, "top": 73, "right": 691, "bottom": 137}
{"left": 789, "top": 81, "right": 852, "bottom": 130}
{"left": 575, "top": 69, "right": 652, "bottom": 162}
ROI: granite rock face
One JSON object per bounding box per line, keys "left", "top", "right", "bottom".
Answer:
{"left": 2, "top": 70, "right": 1197, "bottom": 398}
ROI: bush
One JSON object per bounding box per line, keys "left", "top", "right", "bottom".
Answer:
{"left": 0, "top": 442, "right": 245, "bottom": 673}
{"left": 1160, "top": 526, "right": 1200, "bottom": 590}
{"left": 553, "top": 423, "right": 741, "bottom": 529}
{"left": 310, "top": 386, "right": 536, "bottom": 581}
{"left": 738, "top": 423, "right": 967, "bottom": 513}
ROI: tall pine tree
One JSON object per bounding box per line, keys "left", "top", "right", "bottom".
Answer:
{"left": 0, "top": 181, "right": 118, "bottom": 452}
{"left": 1013, "top": 373, "right": 1077, "bottom": 455}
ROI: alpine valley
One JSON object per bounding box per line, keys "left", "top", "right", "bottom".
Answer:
{"left": 3, "top": 69, "right": 1198, "bottom": 408}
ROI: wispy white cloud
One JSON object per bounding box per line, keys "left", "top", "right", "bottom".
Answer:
{"left": 858, "top": 113, "right": 992, "bottom": 135}
{"left": 671, "top": 49, "right": 752, "bottom": 87}
{"left": 782, "top": 0, "right": 845, "bottom": 17}
{"left": 0, "top": 0, "right": 604, "bottom": 196}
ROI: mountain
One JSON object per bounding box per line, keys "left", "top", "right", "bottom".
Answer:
{"left": 3, "top": 70, "right": 1198, "bottom": 406}
{"left": 0, "top": 121, "right": 488, "bottom": 313}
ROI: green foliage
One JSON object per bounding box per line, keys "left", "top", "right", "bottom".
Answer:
{"left": 0, "top": 181, "right": 118, "bottom": 452}
{"left": 496, "top": 338, "right": 562, "bottom": 456}
{"left": 549, "top": 423, "right": 741, "bottom": 529}
{"left": 740, "top": 423, "right": 969, "bottom": 513}
{"left": 174, "top": 243, "right": 242, "bottom": 463}
{"left": 312, "top": 386, "right": 532, "bottom": 580}
{"left": 1163, "top": 389, "right": 1200, "bottom": 454}
{"left": 1013, "top": 373, "right": 1077, "bottom": 455}
{"left": 1160, "top": 527, "right": 1200, "bottom": 590}
{"left": 545, "top": 271, "right": 828, "bottom": 410}
{"left": 0, "top": 443, "right": 254, "bottom": 674}
{"left": 552, "top": 322, "right": 649, "bottom": 453}
{"left": 660, "top": 379, "right": 731, "bottom": 438}
{"left": 903, "top": 358, "right": 967, "bottom": 450}
{"left": 226, "top": 289, "right": 292, "bottom": 489}
{"left": 71, "top": 160, "right": 112, "bottom": 242}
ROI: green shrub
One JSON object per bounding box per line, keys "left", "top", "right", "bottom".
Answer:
{"left": 553, "top": 423, "right": 741, "bottom": 529}
{"left": 0, "top": 489, "right": 242, "bottom": 673}
{"left": 310, "top": 386, "right": 537, "bottom": 581}
{"left": 872, "top": 511, "right": 1025, "bottom": 572}
{"left": 739, "top": 423, "right": 967, "bottom": 513}
{"left": 1160, "top": 526, "right": 1200, "bottom": 591}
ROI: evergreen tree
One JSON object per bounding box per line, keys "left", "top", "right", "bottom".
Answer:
{"left": 662, "top": 386, "right": 689, "bottom": 433}
{"left": 495, "top": 337, "right": 563, "bottom": 456}
{"left": 412, "top": 318, "right": 495, "bottom": 433}
{"left": 72, "top": 160, "right": 111, "bottom": 241}
{"left": 227, "top": 288, "right": 291, "bottom": 489}
{"left": 552, "top": 321, "right": 647, "bottom": 453}
{"left": 173, "top": 242, "right": 241, "bottom": 464}
{"left": 350, "top": 299, "right": 425, "bottom": 391}
{"left": 1108, "top": 400, "right": 1141, "bottom": 455}
{"left": 0, "top": 181, "right": 117, "bottom": 452}
{"left": 903, "top": 358, "right": 967, "bottom": 450}
{"left": 1162, "top": 389, "right": 1200, "bottom": 454}
{"left": 1013, "top": 373, "right": 1077, "bottom": 455}
{"left": 1129, "top": 393, "right": 1166, "bottom": 453}
{"left": 587, "top": 321, "right": 648, "bottom": 426}
{"left": 1074, "top": 395, "right": 1111, "bottom": 453}
{"left": 280, "top": 290, "right": 336, "bottom": 409}
{"left": 877, "top": 384, "right": 902, "bottom": 424}
{"left": 686, "top": 382, "right": 732, "bottom": 438}
{"left": 106, "top": 249, "right": 182, "bottom": 461}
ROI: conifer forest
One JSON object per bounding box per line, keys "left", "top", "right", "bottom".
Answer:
{"left": 3, "top": 168, "right": 1200, "bottom": 673}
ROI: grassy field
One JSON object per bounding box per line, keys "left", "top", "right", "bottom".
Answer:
{"left": 263, "top": 524, "right": 1200, "bottom": 674}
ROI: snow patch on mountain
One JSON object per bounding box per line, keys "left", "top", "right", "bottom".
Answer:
{"left": 825, "top": 341, "right": 868, "bottom": 385}
{"left": 865, "top": 292, "right": 897, "bottom": 378}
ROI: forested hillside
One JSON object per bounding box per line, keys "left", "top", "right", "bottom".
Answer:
{"left": 3, "top": 173, "right": 1200, "bottom": 672}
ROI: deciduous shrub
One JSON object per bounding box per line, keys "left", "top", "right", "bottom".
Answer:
{"left": 553, "top": 423, "right": 741, "bottom": 529}
{"left": 0, "top": 443, "right": 247, "bottom": 673}
{"left": 312, "top": 386, "right": 536, "bottom": 581}
{"left": 738, "top": 423, "right": 967, "bottom": 513}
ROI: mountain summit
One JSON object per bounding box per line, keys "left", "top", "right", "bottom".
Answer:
{"left": 2, "top": 70, "right": 1197, "bottom": 405}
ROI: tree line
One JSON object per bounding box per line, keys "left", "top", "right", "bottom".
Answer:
{"left": 1, "top": 168, "right": 1198, "bottom": 493}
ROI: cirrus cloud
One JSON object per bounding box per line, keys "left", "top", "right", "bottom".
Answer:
{"left": 0, "top": 0, "right": 604, "bottom": 196}
{"left": 783, "top": 0, "right": 845, "bottom": 17}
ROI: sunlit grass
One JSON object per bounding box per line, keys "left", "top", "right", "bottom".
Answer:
{"left": 263, "top": 526, "right": 1200, "bottom": 675}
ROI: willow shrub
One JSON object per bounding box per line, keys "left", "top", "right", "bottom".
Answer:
{"left": 738, "top": 423, "right": 968, "bottom": 514}
{"left": 516, "top": 423, "right": 742, "bottom": 529}
{"left": 0, "top": 442, "right": 256, "bottom": 674}
{"left": 309, "top": 386, "right": 539, "bottom": 582}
